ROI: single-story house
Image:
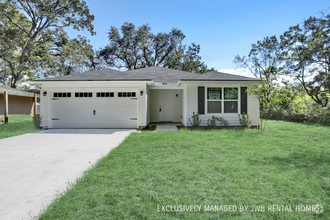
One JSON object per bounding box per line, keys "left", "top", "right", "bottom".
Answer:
{"left": 30, "top": 66, "right": 260, "bottom": 129}
{"left": 0, "top": 85, "right": 40, "bottom": 115}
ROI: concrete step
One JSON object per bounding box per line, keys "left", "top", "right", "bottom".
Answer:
{"left": 155, "top": 125, "right": 178, "bottom": 131}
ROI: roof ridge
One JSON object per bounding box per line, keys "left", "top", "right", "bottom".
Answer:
{"left": 31, "top": 67, "right": 261, "bottom": 82}
{"left": 205, "top": 71, "right": 259, "bottom": 80}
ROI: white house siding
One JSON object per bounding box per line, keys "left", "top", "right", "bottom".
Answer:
{"left": 146, "top": 87, "right": 150, "bottom": 125}
{"left": 247, "top": 86, "right": 260, "bottom": 126}
{"left": 149, "top": 89, "right": 183, "bottom": 123}
{"left": 185, "top": 82, "right": 259, "bottom": 127}
{"left": 182, "top": 84, "right": 187, "bottom": 126}
{"left": 142, "top": 83, "right": 148, "bottom": 127}
{"left": 40, "top": 90, "right": 48, "bottom": 128}
{"left": 40, "top": 82, "right": 147, "bottom": 129}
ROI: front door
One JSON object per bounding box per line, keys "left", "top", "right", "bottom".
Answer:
{"left": 158, "top": 91, "right": 173, "bottom": 121}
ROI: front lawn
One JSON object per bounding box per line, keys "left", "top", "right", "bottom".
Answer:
{"left": 39, "top": 121, "right": 330, "bottom": 219}
{"left": 0, "top": 114, "right": 40, "bottom": 139}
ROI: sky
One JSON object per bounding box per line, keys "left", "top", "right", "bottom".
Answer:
{"left": 66, "top": 0, "right": 330, "bottom": 77}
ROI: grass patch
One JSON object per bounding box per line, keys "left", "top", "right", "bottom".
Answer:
{"left": 0, "top": 114, "right": 40, "bottom": 139}
{"left": 39, "top": 121, "right": 330, "bottom": 219}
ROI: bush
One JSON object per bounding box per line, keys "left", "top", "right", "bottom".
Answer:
{"left": 33, "top": 114, "right": 42, "bottom": 129}
{"left": 268, "top": 101, "right": 330, "bottom": 126}
{"left": 322, "top": 111, "right": 330, "bottom": 126}
{"left": 238, "top": 112, "right": 251, "bottom": 128}
{"left": 189, "top": 112, "right": 201, "bottom": 128}
{"left": 207, "top": 116, "right": 217, "bottom": 128}
{"left": 216, "top": 117, "right": 229, "bottom": 126}
{"left": 207, "top": 116, "right": 229, "bottom": 128}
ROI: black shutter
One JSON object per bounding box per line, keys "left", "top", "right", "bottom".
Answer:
{"left": 198, "top": 86, "right": 205, "bottom": 114}
{"left": 241, "top": 87, "right": 247, "bottom": 114}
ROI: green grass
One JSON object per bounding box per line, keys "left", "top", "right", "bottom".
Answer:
{"left": 0, "top": 114, "right": 40, "bottom": 139}
{"left": 39, "top": 121, "right": 330, "bottom": 220}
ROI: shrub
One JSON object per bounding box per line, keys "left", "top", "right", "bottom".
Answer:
{"left": 148, "top": 123, "right": 155, "bottom": 130}
{"left": 322, "top": 111, "right": 330, "bottom": 126}
{"left": 216, "top": 117, "right": 229, "bottom": 126}
{"left": 268, "top": 101, "right": 330, "bottom": 126}
{"left": 189, "top": 112, "right": 201, "bottom": 128}
{"left": 238, "top": 112, "right": 251, "bottom": 128}
{"left": 207, "top": 116, "right": 229, "bottom": 128}
{"left": 207, "top": 116, "right": 217, "bottom": 128}
{"left": 33, "top": 114, "right": 42, "bottom": 129}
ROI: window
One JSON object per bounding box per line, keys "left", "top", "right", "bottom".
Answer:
{"left": 96, "top": 92, "right": 114, "bottom": 97}
{"left": 118, "top": 92, "right": 136, "bottom": 98}
{"left": 224, "top": 88, "right": 238, "bottom": 99}
{"left": 53, "top": 92, "right": 71, "bottom": 98}
{"left": 207, "top": 88, "right": 222, "bottom": 113}
{"left": 205, "top": 87, "right": 239, "bottom": 114}
{"left": 224, "top": 88, "right": 238, "bottom": 113}
{"left": 75, "top": 92, "right": 93, "bottom": 97}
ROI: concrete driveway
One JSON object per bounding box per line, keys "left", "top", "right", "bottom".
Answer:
{"left": 0, "top": 129, "right": 134, "bottom": 220}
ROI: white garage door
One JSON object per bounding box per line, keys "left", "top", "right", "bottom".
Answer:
{"left": 51, "top": 90, "right": 138, "bottom": 128}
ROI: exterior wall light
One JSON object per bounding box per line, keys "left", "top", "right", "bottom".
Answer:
{"left": 140, "top": 91, "right": 143, "bottom": 96}
{"left": 43, "top": 91, "right": 47, "bottom": 96}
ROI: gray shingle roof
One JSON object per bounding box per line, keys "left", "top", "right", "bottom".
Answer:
{"left": 0, "top": 85, "right": 40, "bottom": 98}
{"left": 181, "top": 71, "right": 260, "bottom": 81}
{"left": 33, "top": 68, "right": 150, "bottom": 81}
{"left": 32, "top": 66, "right": 260, "bottom": 83}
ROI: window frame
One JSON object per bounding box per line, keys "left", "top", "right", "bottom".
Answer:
{"left": 205, "top": 86, "right": 240, "bottom": 115}
{"left": 206, "top": 87, "right": 223, "bottom": 114}
{"left": 224, "top": 87, "right": 239, "bottom": 114}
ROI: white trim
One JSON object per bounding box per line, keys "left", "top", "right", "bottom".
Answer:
{"left": 148, "top": 86, "right": 185, "bottom": 90}
{"left": 40, "top": 89, "right": 44, "bottom": 127}
{"left": 204, "top": 86, "right": 240, "bottom": 116}
{"left": 182, "top": 84, "right": 187, "bottom": 126}
{"left": 29, "top": 81, "right": 151, "bottom": 85}
{"left": 181, "top": 81, "right": 259, "bottom": 85}
{"left": 144, "top": 83, "right": 147, "bottom": 127}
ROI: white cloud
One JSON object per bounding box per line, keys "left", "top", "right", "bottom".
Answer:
{"left": 217, "top": 68, "right": 256, "bottom": 78}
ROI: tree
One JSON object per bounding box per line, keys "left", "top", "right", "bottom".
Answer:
{"left": 165, "top": 43, "right": 215, "bottom": 73}
{"left": 0, "top": 5, "right": 31, "bottom": 87}
{"left": 233, "top": 36, "right": 285, "bottom": 103}
{"left": 41, "top": 35, "right": 95, "bottom": 77}
{"left": 98, "top": 22, "right": 213, "bottom": 73}
{"left": 280, "top": 13, "right": 330, "bottom": 107}
{"left": 234, "top": 36, "right": 286, "bottom": 129}
{"left": 0, "top": 0, "right": 95, "bottom": 88}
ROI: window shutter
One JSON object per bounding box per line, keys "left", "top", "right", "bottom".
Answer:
{"left": 198, "top": 87, "right": 205, "bottom": 114}
{"left": 241, "top": 87, "right": 247, "bottom": 114}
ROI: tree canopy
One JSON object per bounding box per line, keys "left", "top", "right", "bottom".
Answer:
{"left": 233, "top": 35, "right": 285, "bottom": 108}
{"left": 98, "top": 22, "right": 214, "bottom": 73}
{"left": 281, "top": 13, "right": 330, "bottom": 107}
{"left": 234, "top": 13, "right": 330, "bottom": 109}
{"left": 0, "top": 0, "right": 95, "bottom": 88}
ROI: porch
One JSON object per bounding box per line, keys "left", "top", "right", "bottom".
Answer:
{"left": 147, "top": 87, "right": 185, "bottom": 126}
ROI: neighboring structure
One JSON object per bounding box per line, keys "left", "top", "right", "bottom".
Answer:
{"left": 0, "top": 85, "right": 40, "bottom": 115}
{"left": 30, "top": 67, "right": 260, "bottom": 129}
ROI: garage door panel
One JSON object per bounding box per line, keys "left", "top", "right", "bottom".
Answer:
{"left": 51, "top": 95, "right": 138, "bottom": 128}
